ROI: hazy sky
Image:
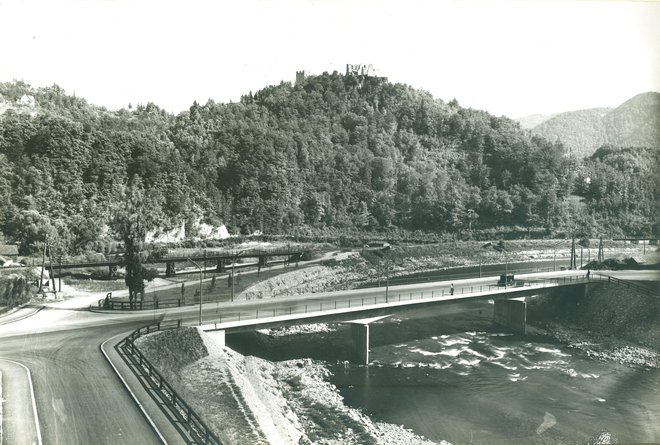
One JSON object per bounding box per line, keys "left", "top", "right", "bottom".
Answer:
{"left": 1, "top": 0, "right": 658, "bottom": 118}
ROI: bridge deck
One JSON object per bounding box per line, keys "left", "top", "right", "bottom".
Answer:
{"left": 200, "top": 272, "right": 598, "bottom": 333}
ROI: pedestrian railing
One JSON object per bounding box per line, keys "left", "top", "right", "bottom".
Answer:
{"left": 204, "top": 273, "right": 598, "bottom": 329}
{"left": 116, "top": 320, "right": 223, "bottom": 445}
{"left": 98, "top": 298, "right": 184, "bottom": 310}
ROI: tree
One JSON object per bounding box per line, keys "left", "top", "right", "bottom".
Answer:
{"left": 111, "top": 178, "right": 159, "bottom": 302}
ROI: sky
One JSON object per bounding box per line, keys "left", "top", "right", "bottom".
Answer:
{"left": 0, "top": 0, "right": 658, "bottom": 118}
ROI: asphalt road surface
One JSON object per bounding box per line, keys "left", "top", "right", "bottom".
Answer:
{"left": 0, "top": 311, "right": 161, "bottom": 445}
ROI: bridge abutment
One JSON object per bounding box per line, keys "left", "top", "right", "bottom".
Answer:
{"left": 493, "top": 298, "right": 527, "bottom": 334}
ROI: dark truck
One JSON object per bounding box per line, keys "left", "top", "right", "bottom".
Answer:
{"left": 497, "top": 274, "right": 515, "bottom": 287}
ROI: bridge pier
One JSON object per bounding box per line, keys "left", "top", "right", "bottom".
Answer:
{"left": 165, "top": 261, "right": 176, "bottom": 277}
{"left": 493, "top": 298, "right": 527, "bottom": 334}
{"left": 258, "top": 256, "right": 267, "bottom": 267}
{"left": 216, "top": 259, "right": 226, "bottom": 272}
{"left": 351, "top": 324, "right": 370, "bottom": 365}
{"left": 346, "top": 315, "right": 389, "bottom": 365}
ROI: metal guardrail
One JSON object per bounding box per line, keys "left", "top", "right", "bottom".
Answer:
{"left": 599, "top": 273, "right": 659, "bottom": 298}
{"left": 116, "top": 321, "right": 223, "bottom": 445}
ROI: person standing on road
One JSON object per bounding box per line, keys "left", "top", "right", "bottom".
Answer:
{"left": 587, "top": 269, "right": 591, "bottom": 280}
{"left": 450, "top": 283, "right": 454, "bottom": 295}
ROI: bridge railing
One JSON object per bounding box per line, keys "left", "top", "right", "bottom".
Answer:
{"left": 98, "top": 298, "right": 184, "bottom": 310}
{"left": 116, "top": 320, "right": 223, "bottom": 445}
{"left": 206, "top": 273, "right": 598, "bottom": 328}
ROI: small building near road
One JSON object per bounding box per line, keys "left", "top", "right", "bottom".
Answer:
{"left": 0, "top": 244, "right": 18, "bottom": 261}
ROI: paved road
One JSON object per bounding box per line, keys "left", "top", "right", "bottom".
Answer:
{"left": 0, "top": 312, "right": 161, "bottom": 445}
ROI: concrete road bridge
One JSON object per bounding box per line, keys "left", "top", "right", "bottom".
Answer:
{"left": 198, "top": 270, "right": 613, "bottom": 364}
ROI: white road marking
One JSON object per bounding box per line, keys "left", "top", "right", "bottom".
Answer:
{"left": 0, "top": 358, "right": 43, "bottom": 445}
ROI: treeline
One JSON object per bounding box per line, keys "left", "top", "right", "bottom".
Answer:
{"left": 0, "top": 75, "right": 657, "bottom": 255}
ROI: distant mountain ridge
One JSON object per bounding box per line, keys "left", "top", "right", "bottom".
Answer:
{"left": 521, "top": 92, "right": 660, "bottom": 158}
{"left": 515, "top": 113, "right": 559, "bottom": 129}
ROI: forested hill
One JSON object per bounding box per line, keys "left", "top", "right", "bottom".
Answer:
{"left": 0, "top": 75, "right": 657, "bottom": 255}
{"left": 530, "top": 92, "right": 660, "bottom": 158}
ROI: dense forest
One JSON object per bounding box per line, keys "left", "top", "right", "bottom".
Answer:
{"left": 0, "top": 74, "right": 657, "bottom": 255}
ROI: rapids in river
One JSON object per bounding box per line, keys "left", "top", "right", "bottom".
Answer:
{"left": 326, "top": 301, "right": 659, "bottom": 444}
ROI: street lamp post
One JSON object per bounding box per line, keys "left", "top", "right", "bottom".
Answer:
{"left": 187, "top": 258, "right": 203, "bottom": 325}
{"left": 385, "top": 259, "right": 390, "bottom": 302}
{"left": 231, "top": 254, "right": 235, "bottom": 302}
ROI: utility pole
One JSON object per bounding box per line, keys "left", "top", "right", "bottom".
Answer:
{"left": 231, "top": 255, "right": 235, "bottom": 302}
{"left": 39, "top": 240, "right": 46, "bottom": 295}
{"left": 58, "top": 256, "right": 62, "bottom": 292}
{"left": 385, "top": 259, "right": 389, "bottom": 302}
{"left": 377, "top": 261, "right": 381, "bottom": 287}
{"left": 187, "top": 258, "right": 203, "bottom": 325}
{"left": 580, "top": 247, "right": 583, "bottom": 269}
{"left": 570, "top": 237, "right": 577, "bottom": 270}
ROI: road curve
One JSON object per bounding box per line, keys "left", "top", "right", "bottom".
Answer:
{"left": 0, "top": 319, "right": 162, "bottom": 445}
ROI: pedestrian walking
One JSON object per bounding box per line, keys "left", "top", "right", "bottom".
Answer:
{"left": 587, "top": 270, "right": 591, "bottom": 280}
{"left": 450, "top": 283, "right": 454, "bottom": 295}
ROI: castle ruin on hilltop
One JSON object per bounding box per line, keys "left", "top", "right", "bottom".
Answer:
{"left": 345, "top": 64, "right": 377, "bottom": 76}
{"left": 295, "top": 64, "right": 386, "bottom": 86}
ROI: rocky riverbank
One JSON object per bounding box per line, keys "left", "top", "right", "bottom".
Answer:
{"left": 137, "top": 327, "right": 441, "bottom": 445}
{"left": 537, "top": 321, "right": 659, "bottom": 368}
{"left": 527, "top": 279, "right": 659, "bottom": 369}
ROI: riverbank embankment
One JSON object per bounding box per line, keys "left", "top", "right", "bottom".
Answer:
{"left": 527, "top": 280, "right": 659, "bottom": 367}
{"left": 136, "top": 327, "right": 440, "bottom": 445}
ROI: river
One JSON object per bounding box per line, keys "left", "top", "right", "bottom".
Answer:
{"left": 325, "top": 300, "right": 659, "bottom": 444}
